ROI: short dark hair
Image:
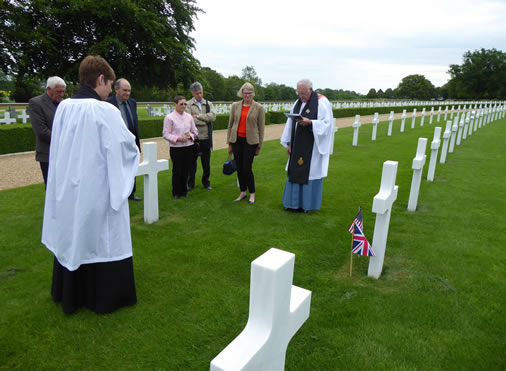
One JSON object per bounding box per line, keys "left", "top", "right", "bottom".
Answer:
{"left": 174, "top": 95, "right": 185, "bottom": 104}
{"left": 79, "top": 55, "right": 116, "bottom": 88}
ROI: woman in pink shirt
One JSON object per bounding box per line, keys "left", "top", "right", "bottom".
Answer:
{"left": 163, "top": 96, "right": 198, "bottom": 199}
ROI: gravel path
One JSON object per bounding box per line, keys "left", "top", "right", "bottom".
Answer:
{"left": 0, "top": 113, "right": 406, "bottom": 190}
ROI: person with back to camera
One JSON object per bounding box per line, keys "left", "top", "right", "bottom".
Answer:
{"left": 163, "top": 96, "right": 198, "bottom": 200}
{"left": 226, "top": 82, "right": 265, "bottom": 204}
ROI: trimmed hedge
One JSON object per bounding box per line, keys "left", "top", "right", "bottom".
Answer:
{"left": 0, "top": 105, "right": 443, "bottom": 155}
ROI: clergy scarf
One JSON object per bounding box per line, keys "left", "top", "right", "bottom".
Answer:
{"left": 288, "top": 90, "right": 318, "bottom": 184}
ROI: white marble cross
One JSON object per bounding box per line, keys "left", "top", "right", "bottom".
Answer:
{"left": 136, "top": 142, "right": 169, "bottom": 224}
{"left": 456, "top": 115, "right": 465, "bottom": 145}
{"left": 420, "top": 108, "right": 426, "bottom": 126}
{"left": 0, "top": 112, "right": 16, "bottom": 125}
{"left": 462, "top": 112, "right": 470, "bottom": 140}
{"left": 211, "top": 248, "right": 311, "bottom": 371}
{"left": 455, "top": 105, "right": 461, "bottom": 126}
{"left": 439, "top": 121, "right": 452, "bottom": 164}
{"left": 444, "top": 106, "right": 448, "bottom": 121}
{"left": 19, "top": 109, "right": 30, "bottom": 124}
{"left": 471, "top": 110, "right": 478, "bottom": 133}
{"left": 329, "top": 119, "right": 338, "bottom": 155}
{"left": 352, "top": 114, "right": 361, "bottom": 147}
{"left": 371, "top": 112, "right": 379, "bottom": 141}
{"left": 408, "top": 138, "right": 427, "bottom": 212}
{"left": 411, "top": 108, "right": 417, "bottom": 129}
{"left": 450, "top": 105, "right": 455, "bottom": 119}
{"left": 427, "top": 126, "right": 441, "bottom": 182}
{"left": 429, "top": 107, "right": 434, "bottom": 124}
{"left": 437, "top": 106, "right": 442, "bottom": 122}
{"left": 400, "top": 109, "right": 407, "bottom": 132}
{"left": 387, "top": 111, "right": 394, "bottom": 136}
{"left": 368, "top": 161, "right": 399, "bottom": 279}
{"left": 477, "top": 109, "right": 482, "bottom": 129}
{"left": 448, "top": 118, "right": 458, "bottom": 153}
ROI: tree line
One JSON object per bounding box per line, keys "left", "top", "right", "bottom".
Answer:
{"left": 1, "top": 1, "right": 505, "bottom": 102}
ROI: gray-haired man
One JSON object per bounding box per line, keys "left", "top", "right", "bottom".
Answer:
{"left": 28, "top": 76, "right": 66, "bottom": 188}
{"left": 186, "top": 82, "right": 216, "bottom": 190}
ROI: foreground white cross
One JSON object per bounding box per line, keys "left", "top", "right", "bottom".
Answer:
{"left": 368, "top": 161, "right": 399, "bottom": 279}
{"left": 400, "top": 110, "right": 407, "bottom": 132}
{"left": 427, "top": 127, "right": 441, "bottom": 182}
{"left": 408, "top": 138, "right": 427, "bottom": 212}
{"left": 439, "top": 121, "right": 452, "bottom": 164}
{"left": 387, "top": 111, "right": 394, "bottom": 136}
{"left": 211, "top": 248, "right": 311, "bottom": 371}
{"left": 371, "top": 112, "right": 379, "bottom": 140}
{"left": 352, "top": 115, "right": 361, "bottom": 146}
{"left": 136, "top": 142, "right": 169, "bottom": 224}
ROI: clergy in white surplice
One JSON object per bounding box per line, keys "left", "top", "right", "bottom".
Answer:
{"left": 42, "top": 55, "right": 140, "bottom": 315}
{"left": 280, "top": 79, "right": 333, "bottom": 212}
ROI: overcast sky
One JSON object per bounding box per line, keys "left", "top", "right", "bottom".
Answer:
{"left": 190, "top": 0, "right": 506, "bottom": 94}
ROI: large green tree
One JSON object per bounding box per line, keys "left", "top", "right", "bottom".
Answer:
{"left": 0, "top": 0, "right": 202, "bottom": 101}
{"left": 395, "top": 74, "right": 436, "bottom": 100}
{"left": 447, "top": 48, "right": 506, "bottom": 99}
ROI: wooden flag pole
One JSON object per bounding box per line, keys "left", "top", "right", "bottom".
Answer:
{"left": 349, "top": 242, "right": 353, "bottom": 277}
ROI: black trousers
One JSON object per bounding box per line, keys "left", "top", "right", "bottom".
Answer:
{"left": 188, "top": 139, "right": 211, "bottom": 188}
{"left": 40, "top": 161, "right": 49, "bottom": 189}
{"left": 170, "top": 145, "right": 193, "bottom": 197}
{"left": 232, "top": 136, "right": 258, "bottom": 193}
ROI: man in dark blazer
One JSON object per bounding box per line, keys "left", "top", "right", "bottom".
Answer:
{"left": 106, "top": 78, "right": 142, "bottom": 201}
{"left": 28, "top": 76, "right": 66, "bottom": 188}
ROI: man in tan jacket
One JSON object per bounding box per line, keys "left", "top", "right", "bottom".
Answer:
{"left": 186, "top": 82, "right": 216, "bottom": 190}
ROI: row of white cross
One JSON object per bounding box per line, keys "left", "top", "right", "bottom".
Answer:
{"left": 351, "top": 104, "right": 505, "bottom": 146}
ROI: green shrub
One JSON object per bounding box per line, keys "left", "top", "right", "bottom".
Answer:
{"left": 0, "top": 124, "right": 35, "bottom": 154}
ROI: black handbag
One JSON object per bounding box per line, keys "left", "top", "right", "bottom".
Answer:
{"left": 223, "top": 154, "right": 237, "bottom": 175}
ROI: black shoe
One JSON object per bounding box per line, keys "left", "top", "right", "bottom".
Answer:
{"left": 129, "top": 194, "right": 142, "bottom": 201}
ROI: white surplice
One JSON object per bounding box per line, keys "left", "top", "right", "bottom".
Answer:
{"left": 280, "top": 95, "right": 333, "bottom": 180}
{"left": 42, "top": 98, "right": 140, "bottom": 271}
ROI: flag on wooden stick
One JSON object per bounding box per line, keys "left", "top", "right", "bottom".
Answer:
{"left": 348, "top": 208, "right": 375, "bottom": 257}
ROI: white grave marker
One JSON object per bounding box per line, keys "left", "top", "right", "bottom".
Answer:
{"left": 448, "top": 118, "right": 458, "bottom": 153}
{"left": 411, "top": 108, "right": 417, "bottom": 129}
{"left": 210, "top": 248, "right": 311, "bottom": 371}
{"left": 450, "top": 105, "right": 454, "bottom": 119}
{"left": 400, "top": 109, "right": 407, "bottom": 132}
{"left": 444, "top": 106, "right": 448, "bottom": 121}
{"left": 352, "top": 115, "right": 361, "bottom": 147}
{"left": 368, "top": 161, "right": 399, "bottom": 279}
{"left": 437, "top": 106, "right": 442, "bottom": 122}
{"left": 0, "top": 112, "right": 16, "bottom": 125}
{"left": 420, "top": 108, "right": 426, "bottom": 126}
{"left": 427, "top": 127, "right": 441, "bottom": 182}
{"left": 387, "top": 111, "right": 394, "bottom": 136}
{"left": 371, "top": 112, "right": 379, "bottom": 141}
{"left": 408, "top": 138, "right": 427, "bottom": 212}
{"left": 472, "top": 110, "right": 478, "bottom": 133}
{"left": 439, "top": 121, "right": 452, "bottom": 164}
{"left": 462, "top": 112, "right": 470, "bottom": 140}
{"left": 429, "top": 107, "right": 434, "bottom": 124}
{"left": 136, "top": 142, "right": 169, "bottom": 224}
{"left": 19, "top": 109, "right": 30, "bottom": 124}
{"left": 456, "top": 116, "right": 465, "bottom": 145}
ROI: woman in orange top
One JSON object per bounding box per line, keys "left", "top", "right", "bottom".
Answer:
{"left": 226, "top": 83, "right": 265, "bottom": 204}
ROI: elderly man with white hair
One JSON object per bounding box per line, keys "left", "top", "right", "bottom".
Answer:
{"left": 28, "top": 76, "right": 66, "bottom": 188}
{"left": 280, "top": 79, "right": 333, "bottom": 212}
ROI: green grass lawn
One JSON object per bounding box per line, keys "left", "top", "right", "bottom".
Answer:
{"left": 1, "top": 117, "right": 505, "bottom": 369}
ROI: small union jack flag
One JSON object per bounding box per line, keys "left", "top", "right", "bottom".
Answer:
{"left": 348, "top": 208, "right": 375, "bottom": 257}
